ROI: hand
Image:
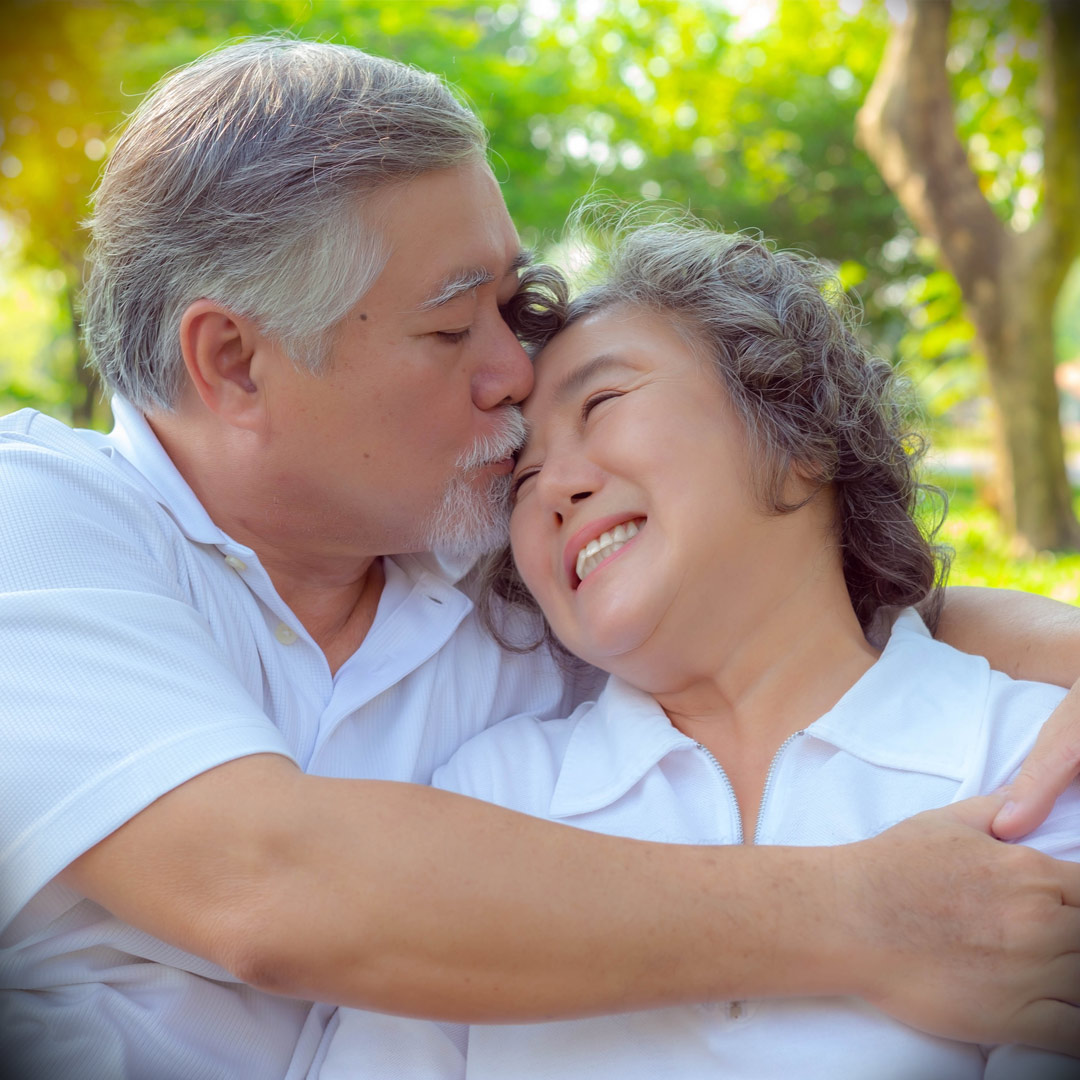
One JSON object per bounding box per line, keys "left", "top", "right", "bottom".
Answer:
{"left": 838, "top": 793, "right": 1080, "bottom": 1054}
{"left": 993, "top": 678, "right": 1080, "bottom": 840}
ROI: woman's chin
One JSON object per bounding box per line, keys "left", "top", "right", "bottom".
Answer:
{"left": 560, "top": 616, "right": 660, "bottom": 673}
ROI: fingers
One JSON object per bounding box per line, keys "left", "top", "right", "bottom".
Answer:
{"left": 1040, "top": 947, "right": 1080, "bottom": 1009}
{"left": 995, "top": 681, "right": 1080, "bottom": 840}
{"left": 1055, "top": 860, "right": 1080, "bottom": 910}
{"left": 940, "top": 790, "right": 1009, "bottom": 833}
{"left": 1008, "top": 1000, "right": 1080, "bottom": 1060}
{"left": 986, "top": 1045, "right": 1080, "bottom": 1080}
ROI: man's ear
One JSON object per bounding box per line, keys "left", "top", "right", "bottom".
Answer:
{"left": 179, "top": 299, "right": 266, "bottom": 430}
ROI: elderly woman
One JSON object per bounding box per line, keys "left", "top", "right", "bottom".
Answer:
{"left": 316, "top": 223, "right": 1079, "bottom": 1079}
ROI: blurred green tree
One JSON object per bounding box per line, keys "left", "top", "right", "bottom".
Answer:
{"left": 858, "top": 0, "right": 1080, "bottom": 550}
{"left": 1, "top": 0, "right": 1075, "bottom": 552}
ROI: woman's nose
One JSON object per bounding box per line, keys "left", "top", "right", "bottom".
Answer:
{"left": 535, "top": 453, "right": 601, "bottom": 525}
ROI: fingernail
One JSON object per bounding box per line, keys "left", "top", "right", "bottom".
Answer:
{"left": 996, "top": 800, "right": 1017, "bottom": 824}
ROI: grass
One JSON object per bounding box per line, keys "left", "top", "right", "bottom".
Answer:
{"left": 926, "top": 472, "right": 1080, "bottom": 605}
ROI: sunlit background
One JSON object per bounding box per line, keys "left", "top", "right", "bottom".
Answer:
{"left": 2, "top": 0, "right": 1077, "bottom": 598}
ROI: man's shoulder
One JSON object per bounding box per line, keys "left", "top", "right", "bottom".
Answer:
{"left": 431, "top": 702, "right": 595, "bottom": 814}
{"left": 0, "top": 408, "right": 145, "bottom": 499}
{"left": 0, "top": 408, "right": 184, "bottom": 589}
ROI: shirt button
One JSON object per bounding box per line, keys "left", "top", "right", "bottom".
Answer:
{"left": 224, "top": 555, "right": 247, "bottom": 572}
{"left": 274, "top": 622, "right": 298, "bottom": 645}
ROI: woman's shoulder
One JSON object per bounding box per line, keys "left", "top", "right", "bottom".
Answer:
{"left": 432, "top": 700, "right": 597, "bottom": 815}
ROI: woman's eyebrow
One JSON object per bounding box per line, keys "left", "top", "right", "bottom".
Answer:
{"left": 552, "top": 354, "right": 638, "bottom": 407}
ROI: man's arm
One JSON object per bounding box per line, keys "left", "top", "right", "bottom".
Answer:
{"left": 937, "top": 586, "right": 1080, "bottom": 687}
{"left": 936, "top": 586, "right": 1080, "bottom": 838}
{"left": 62, "top": 753, "right": 1080, "bottom": 1054}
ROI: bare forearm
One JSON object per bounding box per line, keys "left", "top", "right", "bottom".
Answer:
{"left": 64, "top": 755, "right": 1080, "bottom": 1053}
{"left": 937, "top": 585, "right": 1080, "bottom": 685}
{"left": 246, "top": 777, "right": 851, "bottom": 1020}
{"left": 63, "top": 756, "right": 846, "bottom": 1017}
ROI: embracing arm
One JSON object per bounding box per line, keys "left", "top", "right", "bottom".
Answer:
{"left": 936, "top": 586, "right": 1080, "bottom": 838}
{"left": 62, "top": 754, "right": 1080, "bottom": 1054}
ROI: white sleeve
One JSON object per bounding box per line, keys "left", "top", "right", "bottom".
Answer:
{"left": 984, "top": 1045, "right": 1080, "bottom": 1079}
{"left": 0, "top": 428, "right": 294, "bottom": 930}
{"left": 313, "top": 1008, "right": 466, "bottom": 1080}
{"left": 432, "top": 712, "right": 579, "bottom": 815}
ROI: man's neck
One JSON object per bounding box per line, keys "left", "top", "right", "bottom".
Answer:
{"left": 265, "top": 553, "right": 387, "bottom": 676}
{"left": 150, "top": 412, "right": 387, "bottom": 675}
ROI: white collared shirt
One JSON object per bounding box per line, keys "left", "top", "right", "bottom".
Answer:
{"left": 321, "top": 611, "right": 1080, "bottom": 1080}
{"left": 0, "top": 401, "right": 588, "bottom": 1080}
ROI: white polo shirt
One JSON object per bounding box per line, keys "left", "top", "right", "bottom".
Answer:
{"left": 0, "top": 401, "right": 588, "bottom": 1080}
{"left": 320, "top": 611, "right": 1080, "bottom": 1080}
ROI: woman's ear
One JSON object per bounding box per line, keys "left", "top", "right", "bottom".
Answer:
{"left": 783, "top": 457, "right": 828, "bottom": 508}
{"left": 179, "top": 299, "right": 266, "bottom": 431}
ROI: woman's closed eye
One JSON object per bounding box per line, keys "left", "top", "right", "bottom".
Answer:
{"left": 581, "top": 390, "right": 622, "bottom": 420}
{"left": 511, "top": 466, "right": 539, "bottom": 501}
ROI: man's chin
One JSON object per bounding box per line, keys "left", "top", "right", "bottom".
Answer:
{"left": 418, "top": 473, "right": 512, "bottom": 561}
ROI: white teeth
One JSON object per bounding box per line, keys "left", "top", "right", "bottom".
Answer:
{"left": 574, "top": 519, "right": 642, "bottom": 583}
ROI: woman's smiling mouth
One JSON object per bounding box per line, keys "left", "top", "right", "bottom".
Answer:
{"left": 573, "top": 518, "right": 646, "bottom": 586}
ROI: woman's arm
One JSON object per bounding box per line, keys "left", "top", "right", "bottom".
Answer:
{"left": 936, "top": 586, "right": 1080, "bottom": 839}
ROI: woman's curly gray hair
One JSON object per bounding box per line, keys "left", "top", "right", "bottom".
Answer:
{"left": 483, "top": 219, "right": 949, "bottom": 655}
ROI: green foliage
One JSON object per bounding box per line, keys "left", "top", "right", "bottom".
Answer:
{"left": 1, "top": 1, "right": 1078, "bottom": 505}
{"left": 932, "top": 473, "right": 1080, "bottom": 603}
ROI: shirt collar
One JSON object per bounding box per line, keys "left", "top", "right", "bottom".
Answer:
{"left": 105, "top": 397, "right": 469, "bottom": 588}
{"left": 547, "top": 609, "right": 989, "bottom": 819}
{"left": 106, "top": 396, "right": 235, "bottom": 547}
{"left": 807, "top": 608, "right": 988, "bottom": 781}
{"left": 548, "top": 676, "right": 696, "bottom": 818}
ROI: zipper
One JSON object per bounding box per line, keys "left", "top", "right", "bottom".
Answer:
{"left": 753, "top": 730, "right": 804, "bottom": 844}
{"left": 696, "top": 730, "right": 805, "bottom": 1021}
{"left": 695, "top": 729, "right": 805, "bottom": 846}
{"left": 695, "top": 742, "right": 743, "bottom": 844}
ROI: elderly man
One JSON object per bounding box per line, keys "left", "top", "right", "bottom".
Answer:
{"left": 1, "top": 37, "right": 1078, "bottom": 1080}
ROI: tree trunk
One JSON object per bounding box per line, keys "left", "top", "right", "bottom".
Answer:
{"left": 988, "top": 235, "right": 1078, "bottom": 548}
{"left": 856, "top": 0, "right": 1080, "bottom": 551}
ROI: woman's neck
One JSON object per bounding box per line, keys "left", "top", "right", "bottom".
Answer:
{"left": 647, "top": 573, "right": 880, "bottom": 839}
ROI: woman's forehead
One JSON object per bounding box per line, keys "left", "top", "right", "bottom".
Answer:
{"left": 528, "top": 307, "right": 701, "bottom": 403}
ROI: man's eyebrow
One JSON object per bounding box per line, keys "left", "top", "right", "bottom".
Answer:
{"left": 418, "top": 250, "right": 533, "bottom": 311}
{"left": 553, "top": 354, "right": 639, "bottom": 407}
{"left": 418, "top": 267, "right": 495, "bottom": 311}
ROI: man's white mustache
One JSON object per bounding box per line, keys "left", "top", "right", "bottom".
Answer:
{"left": 456, "top": 407, "right": 527, "bottom": 472}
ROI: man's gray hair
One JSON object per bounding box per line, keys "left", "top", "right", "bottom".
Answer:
{"left": 83, "top": 36, "right": 488, "bottom": 411}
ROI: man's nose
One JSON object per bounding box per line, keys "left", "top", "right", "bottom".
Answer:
{"left": 472, "top": 320, "right": 534, "bottom": 410}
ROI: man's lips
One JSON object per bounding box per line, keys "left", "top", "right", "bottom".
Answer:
{"left": 564, "top": 512, "right": 647, "bottom": 589}
{"left": 487, "top": 456, "right": 515, "bottom": 475}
